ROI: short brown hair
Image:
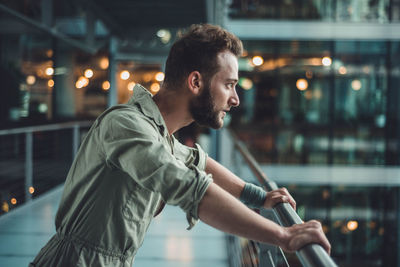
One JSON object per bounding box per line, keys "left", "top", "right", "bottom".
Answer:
{"left": 163, "top": 24, "right": 243, "bottom": 89}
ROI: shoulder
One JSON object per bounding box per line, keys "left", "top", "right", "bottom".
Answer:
{"left": 99, "top": 106, "right": 160, "bottom": 139}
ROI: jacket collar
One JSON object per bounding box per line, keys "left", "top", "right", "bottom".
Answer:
{"left": 127, "top": 84, "right": 168, "bottom": 136}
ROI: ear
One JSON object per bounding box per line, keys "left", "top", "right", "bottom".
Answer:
{"left": 187, "top": 71, "right": 203, "bottom": 95}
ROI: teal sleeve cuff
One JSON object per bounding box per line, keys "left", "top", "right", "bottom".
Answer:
{"left": 239, "top": 182, "right": 267, "bottom": 209}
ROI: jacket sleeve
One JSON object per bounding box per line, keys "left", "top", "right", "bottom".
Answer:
{"left": 171, "top": 135, "right": 208, "bottom": 171}
{"left": 99, "top": 110, "right": 213, "bottom": 227}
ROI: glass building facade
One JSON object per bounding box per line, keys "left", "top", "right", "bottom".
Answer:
{"left": 225, "top": 1, "right": 400, "bottom": 266}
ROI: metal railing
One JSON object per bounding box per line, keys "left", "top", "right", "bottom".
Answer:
{"left": 231, "top": 132, "right": 338, "bottom": 267}
{"left": 0, "top": 121, "right": 92, "bottom": 212}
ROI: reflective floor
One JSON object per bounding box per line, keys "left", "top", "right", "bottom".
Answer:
{"left": 0, "top": 185, "right": 228, "bottom": 267}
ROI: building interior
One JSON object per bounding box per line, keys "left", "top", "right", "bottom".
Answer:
{"left": 0, "top": 0, "right": 400, "bottom": 266}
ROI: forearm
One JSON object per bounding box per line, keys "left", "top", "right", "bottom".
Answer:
{"left": 205, "top": 157, "right": 245, "bottom": 198}
{"left": 198, "top": 182, "right": 284, "bottom": 246}
{"left": 205, "top": 157, "right": 297, "bottom": 210}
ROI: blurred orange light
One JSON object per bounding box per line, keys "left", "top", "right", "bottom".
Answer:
{"left": 128, "top": 82, "right": 136, "bottom": 91}
{"left": 29, "top": 186, "right": 35, "bottom": 194}
{"left": 351, "top": 79, "right": 362, "bottom": 91}
{"left": 304, "top": 90, "right": 313, "bottom": 100}
{"left": 48, "top": 79, "right": 54, "bottom": 87}
{"left": 155, "top": 72, "right": 165, "bottom": 82}
{"left": 322, "top": 57, "right": 332, "bottom": 66}
{"left": 296, "top": 79, "right": 308, "bottom": 91}
{"left": 84, "top": 69, "right": 94, "bottom": 78}
{"left": 45, "top": 67, "right": 54, "bottom": 76}
{"left": 102, "top": 81, "right": 110, "bottom": 91}
{"left": 347, "top": 220, "right": 358, "bottom": 231}
{"left": 150, "top": 83, "right": 160, "bottom": 94}
{"left": 252, "top": 56, "right": 264, "bottom": 66}
{"left": 100, "top": 57, "right": 109, "bottom": 69}
{"left": 75, "top": 76, "right": 89, "bottom": 89}
{"left": 120, "top": 70, "right": 130, "bottom": 80}
{"left": 75, "top": 81, "right": 83, "bottom": 89}
{"left": 46, "top": 49, "right": 53, "bottom": 58}
{"left": 339, "top": 66, "right": 347, "bottom": 75}
{"left": 239, "top": 77, "right": 253, "bottom": 90}
{"left": 26, "top": 75, "right": 36, "bottom": 85}
{"left": 11, "top": 198, "right": 17, "bottom": 205}
{"left": 2, "top": 201, "right": 9, "bottom": 212}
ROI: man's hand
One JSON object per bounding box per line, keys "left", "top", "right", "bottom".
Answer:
{"left": 199, "top": 183, "right": 331, "bottom": 256}
{"left": 263, "top": 187, "right": 296, "bottom": 210}
{"left": 279, "top": 220, "right": 331, "bottom": 254}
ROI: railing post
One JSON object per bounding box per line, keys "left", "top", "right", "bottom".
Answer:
{"left": 72, "top": 125, "right": 79, "bottom": 160}
{"left": 25, "top": 132, "right": 33, "bottom": 202}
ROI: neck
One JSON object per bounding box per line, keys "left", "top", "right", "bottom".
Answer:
{"left": 153, "top": 85, "right": 193, "bottom": 135}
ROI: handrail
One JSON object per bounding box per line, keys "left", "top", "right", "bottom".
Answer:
{"left": 231, "top": 132, "right": 338, "bottom": 267}
{"left": 0, "top": 121, "right": 93, "bottom": 203}
{"left": 0, "top": 121, "right": 92, "bottom": 136}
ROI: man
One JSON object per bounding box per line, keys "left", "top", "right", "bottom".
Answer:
{"left": 30, "top": 24, "right": 330, "bottom": 266}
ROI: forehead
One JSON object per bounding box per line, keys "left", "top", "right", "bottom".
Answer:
{"left": 213, "top": 51, "right": 238, "bottom": 80}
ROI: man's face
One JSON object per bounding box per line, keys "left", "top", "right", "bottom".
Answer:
{"left": 189, "top": 51, "right": 239, "bottom": 129}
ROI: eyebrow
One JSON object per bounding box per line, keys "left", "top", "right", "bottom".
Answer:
{"left": 225, "top": 78, "right": 238, "bottom": 83}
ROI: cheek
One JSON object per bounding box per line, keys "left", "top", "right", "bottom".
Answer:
{"left": 214, "top": 88, "right": 228, "bottom": 102}
{"left": 213, "top": 95, "right": 225, "bottom": 109}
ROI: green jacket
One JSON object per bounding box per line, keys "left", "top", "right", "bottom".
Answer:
{"left": 30, "top": 84, "right": 212, "bottom": 266}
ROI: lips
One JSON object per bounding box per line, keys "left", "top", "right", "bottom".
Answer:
{"left": 222, "top": 109, "right": 230, "bottom": 116}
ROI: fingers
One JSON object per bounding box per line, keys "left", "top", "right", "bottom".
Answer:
{"left": 283, "top": 220, "right": 331, "bottom": 254}
{"left": 281, "top": 187, "right": 296, "bottom": 210}
{"left": 265, "top": 187, "right": 296, "bottom": 210}
{"left": 301, "top": 220, "right": 331, "bottom": 254}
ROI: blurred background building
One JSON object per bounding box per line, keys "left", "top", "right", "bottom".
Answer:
{"left": 0, "top": 0, "right": 400, "bottom": 266}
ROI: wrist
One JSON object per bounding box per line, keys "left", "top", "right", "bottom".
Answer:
{"left": 275, "top": 225, "right": 290, "bottom": 250}
{"left": 239, "top": 182, "right": 267, "bottom": 208}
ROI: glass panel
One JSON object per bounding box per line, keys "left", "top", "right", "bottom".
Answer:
{"left": 289, "top": 184, "right": 399, "bottom": 266}
{"left": 232, "top": 40, "right": 400, "bottom": 166}
{"left": 333, "top": 41, "right": 387, "bottom": 165}
{"left": 393, "top": 0, "right": 400, "bottom": 21}
{"left": 229, "top": 0, "right": 392, "bottom": 22}
{"left": 0, "top": 0, "right": 82, "bottom": 21}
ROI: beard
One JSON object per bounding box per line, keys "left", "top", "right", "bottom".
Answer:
{"left": 189, "top": 81, "right": 223, "bottom": 129}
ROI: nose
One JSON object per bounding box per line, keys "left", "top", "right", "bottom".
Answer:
{"left": 229, "top": 88, "right": 240, "bottom": 107}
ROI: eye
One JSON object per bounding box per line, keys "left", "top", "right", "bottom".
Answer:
{"left": 226, "top": 83, "right": 234, "bottom": 89}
